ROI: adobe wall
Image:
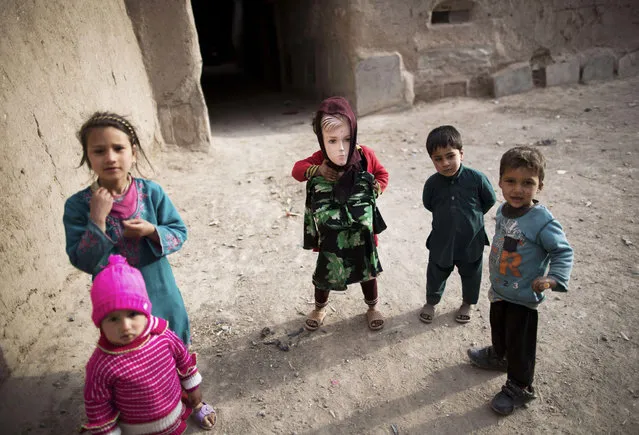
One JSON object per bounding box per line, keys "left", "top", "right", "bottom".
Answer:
{"left": 350, "top": 0, "right": 639, "bottom": 106}
{"left": 125, "top": 0, "right": 212, "bottom": 151}
{"left": 0, "top": 1, "right": 160, "bottom": 382}
{"left": 274, "top": 0, "right": 356, "bottom": 103}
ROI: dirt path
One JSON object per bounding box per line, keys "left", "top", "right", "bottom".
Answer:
{"left": 1, "top": 77, "right": 638, "bottom": 434}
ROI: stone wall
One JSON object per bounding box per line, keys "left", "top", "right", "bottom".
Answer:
{"left": 349, "top": 0, "right": 639, "bottom": 105}
{"left": 0, "top": 1, "right": 159, "bottom": 382}
{"left": 273, "top": 0, "right": 638, "bottom": 114}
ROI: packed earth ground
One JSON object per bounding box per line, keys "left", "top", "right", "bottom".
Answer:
{"left": 0, "top": 76, "right": 638, "bottom": 434}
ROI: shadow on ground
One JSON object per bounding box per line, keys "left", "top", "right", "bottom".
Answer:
{"left": 302, "top": 365, "right": 500, "bottom": 434}
{"left": 0, "top": 308, "right": 502, "bottom": 433}
{"left": 195, "top": 309, "right": 453, "bottom": 387}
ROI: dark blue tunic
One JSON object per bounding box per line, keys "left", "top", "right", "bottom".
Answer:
{"left": 423, "top": 165, "right": 496, "bottom": 267}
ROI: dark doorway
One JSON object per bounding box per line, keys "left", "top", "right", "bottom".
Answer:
{"left": 191, "top": 0, "right": 316, "bottom": 136}
{"left": 192, "top": 0, "right": 281, "bottom": 102}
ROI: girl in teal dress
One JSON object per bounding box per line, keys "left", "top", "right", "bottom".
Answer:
{"left": 63, "top": 112, "right": 191, "bottom": 344}
{"left": 301, "top": 97, "right": 387, "bottom": 331}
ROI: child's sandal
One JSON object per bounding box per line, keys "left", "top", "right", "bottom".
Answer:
{"left": 193, "top": 402, "right": 216, "bottom": 430}
{"left": 419, "top": 304, "right": 435, "bottom": 324}
{"left": 455, "top": 303, "right": 472, "bottom": 324}
{"left": 366, "top": 309, "right": 385, "bottom": 330}
{"left": 305, "top": 308, "right": 327, "bottom": 331}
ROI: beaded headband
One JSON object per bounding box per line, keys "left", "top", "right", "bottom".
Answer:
{"left": 90, "top": 115, "right": 139, "bottom": 145}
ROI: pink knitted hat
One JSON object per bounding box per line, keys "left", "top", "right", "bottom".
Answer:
{"left": 91, "top": 254, "right": 152, "bottom": 327}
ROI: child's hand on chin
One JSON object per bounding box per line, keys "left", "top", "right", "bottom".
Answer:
{"left": 90, "top": 187, "right": 114, "bottom": 230}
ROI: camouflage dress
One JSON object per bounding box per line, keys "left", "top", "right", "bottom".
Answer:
{"left": 304, "top": 171, "right": 383, "bottom": 290}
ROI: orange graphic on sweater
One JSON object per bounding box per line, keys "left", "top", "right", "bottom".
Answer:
{"left": 499, "top": 251, "right": 522, "bottom": 276}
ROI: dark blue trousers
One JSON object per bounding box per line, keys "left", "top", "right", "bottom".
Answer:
{"left": 426, "top": 256, "right": 483, "bottom": 305}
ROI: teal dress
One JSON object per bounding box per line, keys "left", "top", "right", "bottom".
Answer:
{"left": 63, "top": 178, "right": 191, "bottom": 344}
{"left": 304, "top": 171, "right": 382, "bottom": 290}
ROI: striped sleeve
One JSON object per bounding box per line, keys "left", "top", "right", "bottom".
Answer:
{"left": 291, "top": 150, "right": 324, "bottom": 181}
{"left": 167, "top": 329, "right": 202, "bottom": 391}
{"left": 304, "top": 165, "right": 320, "bottom": 179}
{"left": 83, "top": 354, "right": 120, "bottom": 434}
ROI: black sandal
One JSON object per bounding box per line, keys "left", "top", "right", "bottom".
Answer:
{"left": 419, "top": 304, "right": 435, "bottom": 324}
{"left": 455, "top": 303, "right": 471, "bottom": 324}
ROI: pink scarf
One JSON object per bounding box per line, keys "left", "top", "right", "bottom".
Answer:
{"left": 91, "top": 176, "right": 138, "bottom": 219}
{"left": 110, "top": 177, "right": 138, "bottom": 219}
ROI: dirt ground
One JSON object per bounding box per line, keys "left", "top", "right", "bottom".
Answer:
{"left": 1, "top": 76, "right": 638, "bottom": 434}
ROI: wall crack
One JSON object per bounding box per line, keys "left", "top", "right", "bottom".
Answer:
{"left": 33, "top": 114, "right": 64, "bottom": 196}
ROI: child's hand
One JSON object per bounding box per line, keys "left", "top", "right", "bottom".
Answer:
{"left": 318, "top": 160, "right": 342, "bottom": 181}
{"left": 122, "top": 219, "right": 156, "bottom": 239}
{"left": 532, "top": 277, "right": 557, "bottom": 293}
{"left": 89, "top": 187, "right": 114, "bottom": 232}
{"left": 185, "top": 388, "right": 202, "bottom": 409}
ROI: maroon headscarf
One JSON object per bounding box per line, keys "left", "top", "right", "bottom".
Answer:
{"left": 312, "top": 96, "right": 362, "bottom": 203}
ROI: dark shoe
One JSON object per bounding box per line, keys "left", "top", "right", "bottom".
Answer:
{"left": 490, "top": 380, "right": 537, "bottom": 415}
{"left": 467, "top": 346, "right": 507, "bottom": 372}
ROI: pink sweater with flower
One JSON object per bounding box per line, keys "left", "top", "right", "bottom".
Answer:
{"left": 82, "top": 316, "right": 202, "bottom": 435}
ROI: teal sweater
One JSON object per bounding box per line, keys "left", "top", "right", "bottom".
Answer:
{"left": 488, "top": 203, "right": 574, "bottom": 309}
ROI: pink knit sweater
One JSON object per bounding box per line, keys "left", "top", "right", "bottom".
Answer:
{"left": 82, "top": 316, "right": 202, "bottom": 435}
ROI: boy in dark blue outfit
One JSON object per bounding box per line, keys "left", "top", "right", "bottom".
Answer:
{"left": 420, "top": 126, "right": 496, "bottom": 324}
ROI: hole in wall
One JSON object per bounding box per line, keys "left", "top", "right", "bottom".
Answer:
{"left": 431, "top": 0, "right": 474, "bottom": 25}
{"left": 530, "top": 47, "right": 553, "bottom": 87}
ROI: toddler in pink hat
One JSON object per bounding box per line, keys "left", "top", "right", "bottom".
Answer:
{"left": 82, "top": 255, "right": 216, "bottom": 434}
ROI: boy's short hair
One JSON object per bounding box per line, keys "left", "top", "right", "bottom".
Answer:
{"left": 426, "top": 125, "right": 462, "bottom": 155}
{"left": 499, "top": 146, "right": 546, "bottom": 183}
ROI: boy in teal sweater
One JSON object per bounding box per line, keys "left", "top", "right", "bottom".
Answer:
{"left": 468, "top": 146, "right": 574, "bottom": 415}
